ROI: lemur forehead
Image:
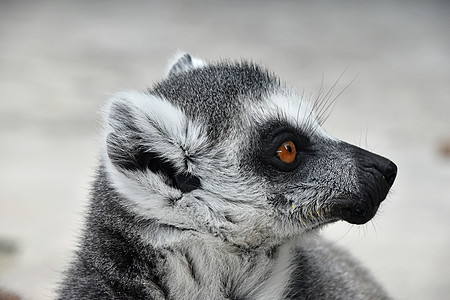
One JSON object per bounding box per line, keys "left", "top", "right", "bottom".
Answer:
{"left": 268, "top": 92, "right": 319, "bottom": 128}
{"left": 152, "top": 60, "right": 280, "bottom": 139}
{"left": 240, "top": 90, "right": 325, "bottom": 138}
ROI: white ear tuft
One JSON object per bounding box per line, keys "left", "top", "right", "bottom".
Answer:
{"left": 101, "top": 91, "right": 206, "bottom": 213}
{"left": 165, "top": 51, "right": 207, "bottom": 77}
{"left": 102, "top": 91, "right": 187, "bottom": 172}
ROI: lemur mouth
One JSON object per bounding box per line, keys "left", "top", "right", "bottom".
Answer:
{"left": 330, "top": 171, "right": 397, "bottom": 225}
{"left": 329, "top": 197, "right": 380, "bottom": 225}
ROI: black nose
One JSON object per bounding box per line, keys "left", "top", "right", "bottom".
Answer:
{"left": 331, "top": 143, "right": 398, "bottom": 225}
{"left": 352, "top": 145, "right": 397, "bottom": 204}
{"left": 360, "top": 149, "right": 397, "bottom": 189}
{"left": 382, "top": 161, "right": 397, "bottom": 187}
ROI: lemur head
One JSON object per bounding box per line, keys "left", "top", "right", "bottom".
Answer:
{"left": 103, "top": 53, "right": 397, "bottom": 248}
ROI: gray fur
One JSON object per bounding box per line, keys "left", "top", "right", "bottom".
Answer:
{"left": 156, "top": 59, "right": 278, "bottom": 139}
{"left": 58, "top": 53, "right": 396, "bottom": 299}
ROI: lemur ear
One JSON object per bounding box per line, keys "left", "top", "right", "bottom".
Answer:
{"left": 166, "top": 52, "right": 207, "bottom": 76}
{"left": 103, "top": 91, "right": 201, "bottom": 193}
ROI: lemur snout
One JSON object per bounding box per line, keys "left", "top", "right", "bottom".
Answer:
{"left": 329, "top": 143, "right": 397, "bottom": 225}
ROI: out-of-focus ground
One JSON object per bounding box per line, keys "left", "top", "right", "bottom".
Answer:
{"left": 0, "top": 0, "right": 449, "bottom": 299}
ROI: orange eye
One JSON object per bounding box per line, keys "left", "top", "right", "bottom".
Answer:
{"left": 277, "top": 141, "right": 297, "bottom": 163}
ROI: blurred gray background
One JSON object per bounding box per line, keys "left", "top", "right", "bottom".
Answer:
{"left": 0, "top": 0, "right": 449, "bottom": 299}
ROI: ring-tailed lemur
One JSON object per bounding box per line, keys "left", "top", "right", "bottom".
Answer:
{"left": 58, "top": 53, "right": 397, "bottom": 300}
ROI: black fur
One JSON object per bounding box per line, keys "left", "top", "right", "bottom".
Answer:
{"left": 58, "top": 167, "right": 170, "bottom": 299}
{"left": 286, "top": 236, "right": 391, "bottom": 300}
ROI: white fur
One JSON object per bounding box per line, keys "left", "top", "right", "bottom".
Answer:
{"left": 102, "top": 91, "right": 186, "bottom": 206}
{"left": 102, "top": 91, "right": 278, "bottom": 247}
{"left": 151, "top": 235, "right": 297, "bottom": 300}
{"left": 250, "top": 241, "right": 297, "bottom": 300}
{"left": 165, "top": 51, "right": 207, "bottom": 76}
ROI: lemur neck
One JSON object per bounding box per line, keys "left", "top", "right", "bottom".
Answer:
{"left": 145, "top": 233, "right": 294, "bottom": 300}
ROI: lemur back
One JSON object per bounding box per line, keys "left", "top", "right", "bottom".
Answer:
{"left": 58, "top": 53, "right": 396, "bottom": 299}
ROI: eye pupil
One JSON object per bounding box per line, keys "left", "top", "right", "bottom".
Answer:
{"left": 277, "top": 141, "right": 297, "bottom": 163}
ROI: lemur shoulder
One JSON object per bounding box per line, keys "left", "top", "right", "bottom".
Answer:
{"left": 58, "top": 53, "right": 397, "bottom": 300}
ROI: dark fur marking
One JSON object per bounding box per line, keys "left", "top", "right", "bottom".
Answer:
{"left": 267, "top": 193, "right": 291, "bottom": 209}
{"left": 113, "top": 147, "right": 202, "bottom": 194}
{"left": 266, "top": 245, "right": 279, "bottom": 260}
{"left": 224, "top": 213, "right": 237, "bottom": 224}
{"left": 221, "top": 276, "right": 243, "bottom": 300}
{"left": 174, "top": 172, "right": 201, "bottom": 193}
{"left": 137, "top": 150, "right": 201, "bottom": 193}
{"left": 184, "top": 252, "right": 200, "bottom": 285}
{"left": 286, "top": 252, "right": 327, "bottom": 299}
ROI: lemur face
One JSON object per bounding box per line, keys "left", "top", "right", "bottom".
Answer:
{"left": 103, "top": 53, "right": 396, "bottom": 248}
